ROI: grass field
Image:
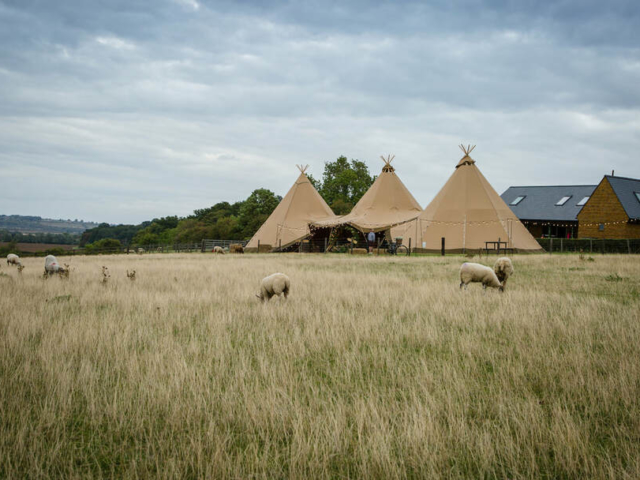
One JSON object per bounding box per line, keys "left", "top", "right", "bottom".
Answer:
{"left": 1, "top": 252, "right": 639, "bottom": 478}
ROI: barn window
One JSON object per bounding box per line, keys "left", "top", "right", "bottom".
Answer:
{"left": 599, "top": 224, "right": 605, "bottom": 231}
{"left": 576, "top": 196, "right": 590, "bottom": 206}
{"left": 634, "top": 192, "right": 640, "bottom": 203}
{"left": 510, "top": 196, "right": 525, "bottom": 205}
{"left": 555, "top": 196, "right": 572, "bottom": 206}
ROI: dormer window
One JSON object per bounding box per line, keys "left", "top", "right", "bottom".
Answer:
{"left": 576, "top": 196, "right": 590, "bottom": 206}
{"left": 635, "top": 192, "right": 640, "bottom": 203}
{"left": 510, "top": 196, "right": 525, "bottom": 206}
{"left": 555, "top": 196, "right": 572, "bottom": 206}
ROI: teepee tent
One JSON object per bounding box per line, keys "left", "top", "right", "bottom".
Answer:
{"left": 246, "top": 165, "right": 337, "bottom": 251}
{"left": 391, "top": 145, "right": 543, "bottom": 252}
{"left": 312, "top": 155, "right": 422, "bottom": 232}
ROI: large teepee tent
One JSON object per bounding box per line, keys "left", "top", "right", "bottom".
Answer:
{"left": 391, "top": 145, "right": 543, "bottom": 252}
{"left": 312, "top": 155, "right": 422, "bottom": 232}
{"left": 246, "top": 165, "right": 337, "bottom": 251}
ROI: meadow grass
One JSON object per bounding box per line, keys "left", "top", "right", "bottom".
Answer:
{"left": 1, "top": 252, "right": 639, "bottom": 478}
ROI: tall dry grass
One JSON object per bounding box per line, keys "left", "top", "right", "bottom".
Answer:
{"left": 1, "top": 252, "right": 639, "bottom": 478}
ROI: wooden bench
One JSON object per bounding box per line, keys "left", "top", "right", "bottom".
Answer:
{"left": 484, "top": 241, "right": 515, "bottom": 255}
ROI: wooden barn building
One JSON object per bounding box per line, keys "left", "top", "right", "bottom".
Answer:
{"left": 577, "top": 175, "right": 640, "bottom": 239}
{"left": 500, "top": 184, "right": 596, "bottom": 238}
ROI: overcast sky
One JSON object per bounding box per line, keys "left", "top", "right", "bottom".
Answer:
{"left": 1, "top": 0, "right": 639, "bottom": 224}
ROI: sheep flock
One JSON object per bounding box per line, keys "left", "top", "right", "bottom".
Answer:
{"left": 5, "top": 252, "right": 516, "bottom": 302}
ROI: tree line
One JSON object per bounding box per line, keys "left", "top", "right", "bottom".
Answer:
{"left": 78, "top": 156, "right": 376, "bottom": 248}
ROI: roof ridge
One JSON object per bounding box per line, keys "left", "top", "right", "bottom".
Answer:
{"left": 506, "top": 184, "right": 597, "bottom": 188}
{"left": 605, "top": 175, "right": 640, "bottom": 183}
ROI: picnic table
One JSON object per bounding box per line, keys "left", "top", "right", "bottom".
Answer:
{"left": 484, "top": 241, "right": 514, "bottom": 255}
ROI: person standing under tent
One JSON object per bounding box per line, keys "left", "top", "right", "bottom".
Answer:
{"left": 367, "top": 230, "right": 376, "bottom": 253}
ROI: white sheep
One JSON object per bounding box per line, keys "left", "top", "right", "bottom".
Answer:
{"left": 493, "top": 257, "right": 514, "bottom": 289}
{"left": 459, "top": 262, "right": 503, "bottom": 292}
{"left": 7, "top": 253, "right": 21, "bottom": 266}
{"left": 44, "top": 254, "right": 67, "bottom": 276}
{"left": 213, "top": 246, "right": 225, "bottom": 255}
{"left": 256, "top": 273, "right": 290, "bottom": 302}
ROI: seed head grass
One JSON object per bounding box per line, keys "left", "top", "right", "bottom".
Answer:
{"left": 0, "top": 253, "right": 639, "bottom": 478}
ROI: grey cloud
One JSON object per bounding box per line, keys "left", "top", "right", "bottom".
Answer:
{"left": 0, "top": 0, "right": 639, "bottom": 223}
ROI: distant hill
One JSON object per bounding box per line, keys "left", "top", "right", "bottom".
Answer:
{"left": 0, "top": 215, "right": 100, "bottom": 234}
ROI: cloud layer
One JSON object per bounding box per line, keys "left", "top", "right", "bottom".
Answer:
{"left": 1, "top": 0, "right": 639, "bottom": 223}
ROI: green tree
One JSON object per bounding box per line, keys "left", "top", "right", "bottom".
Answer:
{"left": 237, "top": 189, "right": 281, "bottom": 239}
{"left": 316, "top": 156, "right": 375, "bottom": 214}
{"left": 211, "top": 216, "right": 239, "bottom": 239}
{"left": 193, "top": 202, "right": 243, "bottom": 225}
{"left": 84, "top": 238, "right": 122, "bottom": 253}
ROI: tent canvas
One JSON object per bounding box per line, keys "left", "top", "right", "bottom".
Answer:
{"left": 312, "top": 156, "right": 422, "bottom": 233}
{"left": 246, "top": 165, "right": 337, "bottom": 250}
{"left": 392, "top": 146, "right": 543, "bottom": 252}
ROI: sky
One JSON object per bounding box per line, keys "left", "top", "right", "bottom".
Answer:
{"left": 1, "top": 0, "right": 639, "bottom": 225}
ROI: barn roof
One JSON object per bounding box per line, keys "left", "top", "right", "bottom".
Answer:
{"left": 500, "top": 185, "right": 597, "bottom": 221}
{"left": 605, "top": 175, "right": 640, "bottom": 220}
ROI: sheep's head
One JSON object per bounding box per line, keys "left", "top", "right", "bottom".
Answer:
{"left": 127, "top": 270, "right": 136, "bottom": 281}
{"left": 17, "top": 264, "right": 25, "bottom": 273}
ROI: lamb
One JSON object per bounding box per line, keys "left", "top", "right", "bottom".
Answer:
{"left": 493, "top": 257, "right": 514, "bottom": 289}
{"left": 7, "top": 253, "right": 21, "bottom": 266}
{"left": 213, "top": 246, "right": 225, "bottom": 255}
{"left": 256, "top": 273, "right": 290, "bottom": 302}
{"left": 459, "top": 262, "right": 503, "bottom": 292}
{"left": 44, "top": 255, "right": 67, "bottom": 276}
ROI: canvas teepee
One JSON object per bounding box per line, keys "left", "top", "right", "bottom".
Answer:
{"left": 391, "top": 145, "right": 543, "bottom": 252}
{"left": 246, "top": 165, "right": 337, "bottom": 251}
{"left": 312, "top": 155, "right": 422, "bottom": 232}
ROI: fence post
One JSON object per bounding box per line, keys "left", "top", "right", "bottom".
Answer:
{"left": 441, "top": 237, "right": 445, "bottom": 256}
{"left": 498, "top": 237, "right": 501, "bottom": 255}
{"left": 324, "top": 237, "right": 328, "bottom": 253}
{"left": 627, "top": 239, "right": 631, "bottom": 254}
{"left": 560, "top": 238, "right": 563, "bottom": 253}
{"left": 550, "top": 238, "right": 553, "bottom": 254}
{"left": 408, "top": 238, "right": 411, "bottom": 256}
{"left": 201, "top": 239, "right": 205, "bottom": 253}
{"left": 350, "top": 239, "right": 354, "bottom": 255}
{"left": 589, "top": 239, "right": 592, "bottom": 254}
{"left": 279, "top": 239, "right": 282, "bottom": 251}
{"left": 257, "top": 240, "right": 260, "bottom": 253}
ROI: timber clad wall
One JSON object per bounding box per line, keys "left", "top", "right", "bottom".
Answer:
{"left": 578, "top": 178, "right": 640, "bottom": 239}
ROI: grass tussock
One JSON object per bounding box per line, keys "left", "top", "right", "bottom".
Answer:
{"left": 1, "top": 253, "right": 639, "bottom": 478}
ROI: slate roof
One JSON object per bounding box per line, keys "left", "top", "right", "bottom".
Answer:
{"left": 500, "top": 185, "right": 597, "bottom": 221}
{"left": 605, "top": 175, "right": 640, "bottom": 220}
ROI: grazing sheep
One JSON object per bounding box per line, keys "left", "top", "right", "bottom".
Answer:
{"left": 44, "top": 255, "right": 67, "bottom": 276}
{"left": 229, "top": 243, "right": 244, "bottom": 254}
{"left": 493, "top": 257, "right": 514, "bottom": 289}
{"left": 7, "top": 254, "right": 21, "bottom": 266}
{"left": 459, "top": 262, "right": 503, "bottom": 292}
{"left": 213, "top": 246, "right": 225, "bottom": 255}
{"left": 256, "top": 273, "right": 290, "bottom": 302}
